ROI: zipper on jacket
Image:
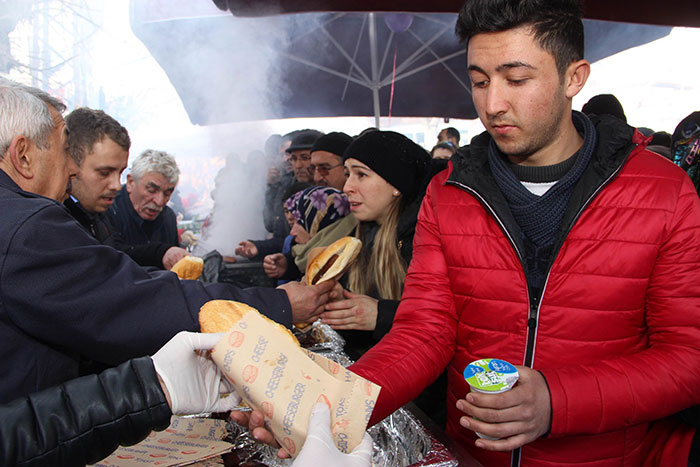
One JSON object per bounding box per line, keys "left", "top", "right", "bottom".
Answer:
{"left": 447, "top": 151, "right": 629, "bottom": 467}
{"left": 522, "top": 154, "right": 629, "bottom": 367}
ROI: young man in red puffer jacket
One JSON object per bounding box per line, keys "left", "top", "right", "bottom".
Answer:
{"left": 349, "top": 0, "right": 700, "bottom": 465}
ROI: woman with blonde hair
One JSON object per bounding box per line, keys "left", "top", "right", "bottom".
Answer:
{"left": 321, "top": 130, "right": 439, "bottom": 359}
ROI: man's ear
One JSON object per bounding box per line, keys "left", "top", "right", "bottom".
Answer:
{"left": 7, "top": 135, "right": 34, "bottom": 179}
{"left": 564, "top": 59, "right": 590, "bottom": 99}
{"left": 125, "top": 173, "right": 134, "bottom": 193}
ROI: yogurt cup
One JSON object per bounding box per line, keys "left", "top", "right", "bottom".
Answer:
{"left": 463, "top": 358, "right": 519, "bottom": 440}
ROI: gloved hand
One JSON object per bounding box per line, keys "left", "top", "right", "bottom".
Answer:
{"left": 292, "top": 403, "right": 373, "bottom": 467}
{"left": 152, "top": 331, "right": 241, "bottom": 415}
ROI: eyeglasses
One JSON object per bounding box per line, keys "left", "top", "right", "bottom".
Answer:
{"left": 309, "top": 162, "right": 343, "bottom": 176}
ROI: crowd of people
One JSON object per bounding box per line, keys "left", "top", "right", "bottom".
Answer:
{"left": 2, "top": 0, "right": 700, "bottom": 466}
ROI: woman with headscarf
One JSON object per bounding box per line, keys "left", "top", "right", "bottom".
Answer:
{"left": 263, "top": 186, "right": 350, "bottom": 284}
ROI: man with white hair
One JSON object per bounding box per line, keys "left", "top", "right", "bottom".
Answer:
{"left": 107, "top": 149, "right": 189, "bottom": 269}
{"left": 65, "top": 107, "right": 187, "bottom": 270}
{"left": 0, "top": 78, "right": 334, "bottom": 404}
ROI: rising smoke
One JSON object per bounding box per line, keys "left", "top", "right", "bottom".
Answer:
{"left": 128, "top": 3, "right": 293, "bottom": 256}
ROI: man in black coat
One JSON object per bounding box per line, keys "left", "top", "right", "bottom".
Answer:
{"left": 105, "top": 147, "right": 191, "bottom": 269}
{"left": 0, "top": 78, "right": 333, "bottom": 404}
{"left": 64, "top": 107, "right": 188, "bottom": 269}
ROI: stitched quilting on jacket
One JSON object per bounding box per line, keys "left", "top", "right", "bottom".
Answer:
{"left": 351, "top": 116, "right": 700, "bottom": 466}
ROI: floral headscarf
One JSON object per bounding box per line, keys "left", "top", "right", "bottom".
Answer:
{"left": 284, "top": 186, "right": 350, "bottom": 237}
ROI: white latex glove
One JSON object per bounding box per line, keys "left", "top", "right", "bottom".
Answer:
{"left": 151, "top": 331, "right": 241, "bottom": 415}
{"left": 292, "top": 403, "right": 373, "bottom": 467}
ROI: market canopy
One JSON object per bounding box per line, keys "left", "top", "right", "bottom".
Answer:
{"left": 130, "top": 1, "right": 675, "bottom": 125}
{"left": 218, "top": 0, "right": 700, "bottom": 28}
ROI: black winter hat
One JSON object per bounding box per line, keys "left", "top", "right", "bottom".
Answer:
{"left": 310, "top": 132, "right": 353, "bottom": 157}
{"left": 581, "top": 94, "right": 627, "bottom": 123}
{"left": 286, "top": 129, "right": 324, "bottom": 153}
{"left": 343, "top": 130, "right": 430, "bottom": 202}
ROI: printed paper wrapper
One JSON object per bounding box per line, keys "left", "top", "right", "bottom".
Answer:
{"left": 211, "top": 310, "right": 381, "bottom": 458}
{"left": 92, "top": 416, "right": 232, "bottom": 467}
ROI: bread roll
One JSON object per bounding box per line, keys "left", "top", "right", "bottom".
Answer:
{"left": 199, "top": 300, "right": 299, "bottom": 346}
{"left": 170, "top": 255, "right": 204, "bottom": 280}
{"left": 305, "top": 237, "right": 362, "bottom": 285}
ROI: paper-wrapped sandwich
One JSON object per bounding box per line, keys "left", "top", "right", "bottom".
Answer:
{"left": 200, "top": 300, "right": 380, "bottom": 458}
{"left": 170, "top": 256, "right": 204, "bottom": 280}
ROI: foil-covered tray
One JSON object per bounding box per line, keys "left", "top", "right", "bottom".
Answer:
{"left": 216, "top": 405, "right": 457, "bottom": 466}
{"left": 193, "top": 327, "right": 459, "bottom": 466}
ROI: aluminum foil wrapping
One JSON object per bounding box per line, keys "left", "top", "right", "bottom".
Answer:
{"left": 215, "top": 325, "right": 459, "bottom": 467}
{"left": 220, "top": 405, "right": 457, "bottom": 466}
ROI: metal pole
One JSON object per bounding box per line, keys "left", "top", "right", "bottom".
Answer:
{"left": 368, "top": 12, "right": 380, "bottom": 128}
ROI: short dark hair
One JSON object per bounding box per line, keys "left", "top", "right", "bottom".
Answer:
{"left": 456, "top": 0, "right": 584, "bottom": 77}
{"left": 432, "top": 141, "right": 457, "bottom": 156}
{"left": 65, "top": 107, "right": 130, "bottom": 166}
{"left": 442, "top": 127, "right": 461, "bottom": 144}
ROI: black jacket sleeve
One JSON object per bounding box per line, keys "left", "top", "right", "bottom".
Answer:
{"left": 373, "top": 299, "right": 399, "bottom": 343}
{"left": 280, "top": 251, "right": 302, "bottom": 281}
{"left": 3, "top": 205, "right": 294, "bottom": 368}
{"left": 251, "top": 235, "right": 286, "bottom": 259}
{"left": 0, "top": 357, "right": 172, "bottom": 467}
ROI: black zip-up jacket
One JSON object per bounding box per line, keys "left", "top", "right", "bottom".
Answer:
{"left": 64, "top": 197, "right": 171, "bottom": 268}
{"left": 0, "top": 357, "right": 171, "bottom": 467}
{"left": 0, "top": 169, "right": 294, "bottom": 403}
{"left": 106, "top": 185, "right": 178, "bottom": 250}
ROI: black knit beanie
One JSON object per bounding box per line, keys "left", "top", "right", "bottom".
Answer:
{"left": 581, "top": 94, "right": 627, "bottom": 123}
{"left": 310, "top": 132, "right": 353, "bottom": 157}
{"left": 343, "top": 130, "right": 430, "bottom": 202}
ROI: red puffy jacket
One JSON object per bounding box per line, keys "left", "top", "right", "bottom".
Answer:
{"left": 351, "top": 117, "right": 700, "bottom": 466}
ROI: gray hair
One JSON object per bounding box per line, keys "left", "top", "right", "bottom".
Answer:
{"left": 130, "top": 149, "right": 180, "bottom": 184}
{"left": 0, "top": 78, "right": 67, "bottom": 158}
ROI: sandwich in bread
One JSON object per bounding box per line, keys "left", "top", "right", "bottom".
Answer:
{"left": 295, "top": 237, "right": 362, "bottom": 332}
{"left": 305, "top": 236, "right": 362, "bottom": 285}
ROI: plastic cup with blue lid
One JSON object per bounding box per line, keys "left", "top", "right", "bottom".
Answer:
{"left": 463, "top": 358, "right": 519, "bottom": 439}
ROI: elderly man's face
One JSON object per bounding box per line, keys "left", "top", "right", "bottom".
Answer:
{"left": 126, "top": 171, "right": 176, "bottom": 221}
{"left": 34, "top": 107, "right": 77, "bottom": 202}
{"left": 71, "top": 136, "right": 128, "bottom": 214}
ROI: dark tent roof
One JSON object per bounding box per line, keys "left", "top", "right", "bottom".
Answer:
{"left": 220, "top": 0, "right": 700, "bottom": 28}
{"left": 130, "top": 1, "right": 679, "bottom": 125}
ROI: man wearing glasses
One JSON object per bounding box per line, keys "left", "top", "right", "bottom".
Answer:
{"left": 309, "top": 132, "right": 353, "bottom": 191}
